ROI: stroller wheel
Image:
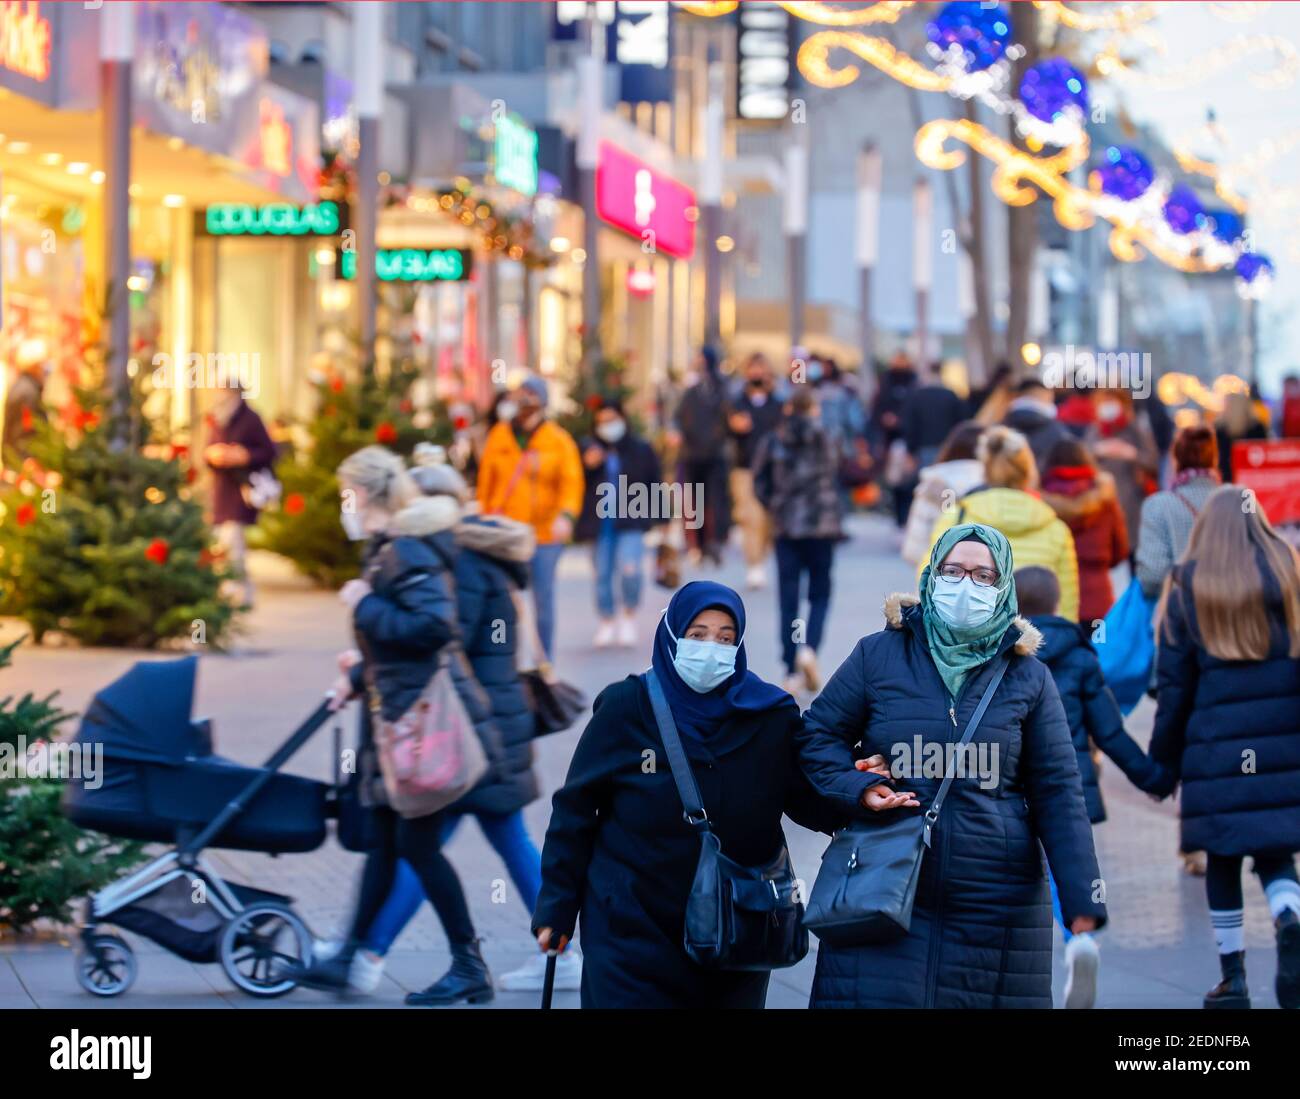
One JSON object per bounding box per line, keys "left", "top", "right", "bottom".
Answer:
{"left": 219, "top": 902, "right": 312, "bottom": 998}
{"left": 75, "top": 933, "right": 137, "bottom": 997}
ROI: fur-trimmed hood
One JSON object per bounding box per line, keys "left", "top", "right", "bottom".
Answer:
{"left": 1039, "top": 469, "right": 1117, "bottom": 525}
{"left": 883, "top": 591, "right": 1043, "bottom": 657}
{"left": 389, "top": 495, "right": 461, "bottom": 538}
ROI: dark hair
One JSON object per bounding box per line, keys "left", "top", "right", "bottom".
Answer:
{"left": 789, "top": 388, "right": 817, "bottom": 416}
{"left": 1014, "top": 566, "right": 1060, "bottom": 617}
{"left": 597, "top": 397, "right": 625, "bottom": 417}
{"left": 1014, "top": 377, "right": 1051, "bottom": 396}
{"left": 936, "top": 421, "right": 984, "bottom": 463}
{"left": 1171, "top": 425, "right": 1218, "bottom": 472}
{"left": 1045, "top": 437, "right": 1094, "bottom": 471}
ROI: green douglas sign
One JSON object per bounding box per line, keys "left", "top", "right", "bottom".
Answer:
{"left": 338, "top": 248, "right": 473, "bottom": 282}
{"left": 203, "top": 201, "right": 342, "bottom": 236}
{"left": 494, "top": 115, "right": 538, "bottom": 197}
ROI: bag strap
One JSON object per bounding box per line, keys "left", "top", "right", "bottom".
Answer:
{"left": 644, "top": 669, "right": 710, "bottom": 832}
{"left": 1172, "top": 488, "right": 1200, "bottom": 518}
{"left": 492, "top": 445, "right": 534, "bottom": 516}
{"left": 921, "top": 653, "right": 1010, "bottom": 848}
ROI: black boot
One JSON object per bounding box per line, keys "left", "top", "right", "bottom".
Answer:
{"left": 1276, "top": 909, "right": 1300, "bottom": 1010}
{"left": 405, "top": 939, "right": 494, "bottom": 1006}
{"left": 1203, "top": 950, "right": 1250, "bottom": 1009}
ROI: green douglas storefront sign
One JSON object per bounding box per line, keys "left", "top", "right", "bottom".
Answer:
{"left": 203, "top": 201, "right": 342, "bottom": 236}
{"left": 338, "top": 248, "right": 473, "bottom": 282}
{"left": 494, "top": 115, "right": 538, "bottom": 197}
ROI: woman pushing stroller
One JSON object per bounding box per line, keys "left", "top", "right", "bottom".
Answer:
{"left": 293, "top": 446, "right": 506, "bottom": 1004}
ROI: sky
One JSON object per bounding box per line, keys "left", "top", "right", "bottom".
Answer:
{"left": 1104, "top": 0, "right": 1300, "bottom": 392}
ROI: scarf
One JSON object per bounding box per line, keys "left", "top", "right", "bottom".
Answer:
{"left": 649, "top": 581, "right": 789, "bottom": 752}
{"left": 1172, "top": 467, "right": 1220, "bottom": 490}
{"left": 919, "top": 523, "right": 1019, "bottom": 702}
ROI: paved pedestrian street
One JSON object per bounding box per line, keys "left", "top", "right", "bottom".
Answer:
{"left": 0, "top": 516, "right": 1284, "bottom": 1010}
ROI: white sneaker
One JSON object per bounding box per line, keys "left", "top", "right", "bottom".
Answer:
{"left": 1063, "top": 933, "right": 1099, "bottom": 1009}
{"left": 312, "top": 938, "right": 344, "bottom": 963}
{"left": 593, "top": 619, "right": 616, "bottom": 649}
{"left": 745, "top": 565, "right": 767, "bottom": 591}
{"left": 616, "top": 614, "right": 636, "bottom": 648}
{"left": 499, "top": 949, "right": 583, "bottom": 992}
{"left": 348, "top": 950, "right": 385, "bottom": 995}
{"left": 795, "top": 646, "right": 822, "bottom": 693}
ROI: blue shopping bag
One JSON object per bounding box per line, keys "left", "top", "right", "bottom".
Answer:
{"left": 1095, "top": 579, "right": 1158, "bottom": 715}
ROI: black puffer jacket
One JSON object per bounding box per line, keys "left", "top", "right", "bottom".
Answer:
{"left": 796, "top": 593, "right": 1106, "bottom": 1009}
{"left": 1030, "top": 614, "right": 1157, "bottom": 823}
{"left": 448, "top": 515, "right": 539, "bottom": 815}
{"left": 349, "top": 497, "right": 502, "bottom": 774}
{"left": 1149, "top": 555, "right": 1300, "bottom": 856}
{"left": 574, "top": 431, "right": 663, "bottom": 541}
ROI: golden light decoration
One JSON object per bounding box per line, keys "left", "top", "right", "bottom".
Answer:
{"left": 1096, "top": 32, "right": 1299, "bottom": 91}
{"left": 1209, "top": 2, "right": 1266, "bottom": 23}
{"left": 1157, "top": 371, "right": 1248, "bottom": 415}
{"left": 799, "top": 30, "right": 953, "bottom": 91}
{"left": 1175, "top": 126, "right": 1300, "bottom": 217}
{"left": 679, "top": 0, "right": 912, "bottom": 22}
{"left": 1033, "top": 1, "right": 1158, "bottom": 33}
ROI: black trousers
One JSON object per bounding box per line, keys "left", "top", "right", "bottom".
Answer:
{"left": 348, "top": 806, "right": 477, "bottom": 947}
{"left": 1205, "top": 851, "right": 1298, "bottom": 911}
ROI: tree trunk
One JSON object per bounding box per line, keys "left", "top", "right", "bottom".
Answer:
{"left": 963, "top": 98, "right": 998, "bottom": 385}
{"left": 1006, "top": 1, "right": 1041, "bottom": 378}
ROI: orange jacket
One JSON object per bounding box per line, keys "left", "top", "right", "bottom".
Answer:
{"left": 477, "top": 420, "right": 584, "bottom": 545}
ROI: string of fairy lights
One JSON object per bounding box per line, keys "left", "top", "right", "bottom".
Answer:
{"left": 683, "top": 0, "right": 1299, "bottom": 298}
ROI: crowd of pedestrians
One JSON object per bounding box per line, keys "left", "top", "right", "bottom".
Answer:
{"left": 275, "top": 344, "right": 1300, "bottom": 1012}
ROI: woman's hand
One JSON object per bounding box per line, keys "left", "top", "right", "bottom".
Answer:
{"left": 855, "top": 755, "right": 892, "bottom": 778}
{"left": 860, "top": 783, "right": 920, "bottom": 812}
{"left": 536, "top": 927, "right": 570, "bottom": 954}
{"left": 1070, "top": 917, "right": 1098, "bottom": 935}
{"left": 326, "top": 674, "right": 356, "bottom": 712}
{"left": 337, "top": 648, "right": 362, "bottom": 673}
{"left": 339, "top": 579, "right": 372, "bottom": 611}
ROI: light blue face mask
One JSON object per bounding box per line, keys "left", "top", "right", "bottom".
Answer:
{"left": 664, "top": 617, "right": 738, "bottom": 693}
{"left": 930, "top": 575, "right": 1001, "bottom": 630}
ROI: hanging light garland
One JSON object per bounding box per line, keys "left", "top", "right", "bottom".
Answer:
{"left": 1095, "top": 31, "right": 1299, "bottom": 92}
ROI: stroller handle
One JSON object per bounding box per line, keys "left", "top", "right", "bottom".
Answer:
{"left": 179, "top": 699, "right": 336, "bottom": 859}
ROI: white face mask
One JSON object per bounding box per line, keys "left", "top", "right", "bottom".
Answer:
{"left": 595, "top": 420, "right": 626, "bottom": 443}
{"left": 496, "top": 400, "right": 519, "bottom": 422}
{"left": 340, "top": 509, "right": 368, "bottom": 542}
{"left": 1098, "top": 401, "right": 1122, "bottom": 422}
{"left": 665, "top": 618, "right": 738, "bottom": 693}
{"left": 931, "top": 576, "right": 1001, "bottom": 630}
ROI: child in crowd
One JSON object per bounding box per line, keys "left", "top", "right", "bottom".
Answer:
{"left": 1013, "top": 565, "right": 1163, "bottom": 1008}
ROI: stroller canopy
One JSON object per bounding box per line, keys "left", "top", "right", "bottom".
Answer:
{"left": 76, "top": 656, "right": 210, "bottom": 764}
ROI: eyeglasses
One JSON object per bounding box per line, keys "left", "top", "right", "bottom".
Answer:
{"left": 936, "top": 563, "right": 1000, "bottom": 587}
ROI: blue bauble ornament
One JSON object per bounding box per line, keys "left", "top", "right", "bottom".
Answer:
{"left": 1096, "top": 145, "right": 1154, "bottom": 201}
{"left": 927, "top": 2, "right": 1012, "bottom": 73}
{"left": 1235, "top": 252, "right": 1274, "bottom": 282}
{"left": 1208, "top": 209, "right": 1245, "bottom": 244}
{"left": 1163, "top": 184, "right": 1206, "bottom": 235}
{"left": 1019, "top": 58, "right": 1088, "bottom": 123}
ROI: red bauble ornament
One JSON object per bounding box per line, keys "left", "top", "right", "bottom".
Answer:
{"left": 15, "top": 502, "right": 36, "bottom": 527}
{"left": 375, "top": 421, "right": 398, "bottom": 444}
{"left": 329, "top": 377, "right": 345, "bottom": 394}
{"left": 284, "top": 493, "right": 306, "bottom": 515}
{"left": 144, "top": 538, "right": 170, "bottom": 565}
{"left": 584, "top": 394, "right": 602, "bottom": 411}
{"left": 453, "top": 414, "right": 469, "bottom": 431}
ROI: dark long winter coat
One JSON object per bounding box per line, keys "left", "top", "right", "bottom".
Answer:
{"left": 796, "top": 593, "right": 1107, "bottom": 1009}
{"left": 531, "top": 676, "right": 840, "bottom": 1009}
{"left": 447, "top": 516, "right": 539, "bottom": 815}
{"left": 574, "top": 430, "right": 663, "bottom": 542}
{"left": 205, "top": 401, "right": 277, "bottom": 525}
{"left": 348, "top": 497, "right": 503, "bottom": 778}
{"left": 1030, "top": 614, "right": 1156, "bottom": 823}
{"left": 751, "top": 413, "right": 842, "bottom": 541}
{"left": 1149, "top": 556, "right": 1300, "bottom": 857}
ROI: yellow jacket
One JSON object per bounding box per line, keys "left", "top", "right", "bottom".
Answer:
{"left": 477, "top": 420, "right": 584, "bottom": 545}
{"left": 921, "top": 487, "right": 1080, "bottom": 621}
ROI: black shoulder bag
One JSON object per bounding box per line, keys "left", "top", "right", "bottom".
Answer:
{"left": 644, "top": 670, "right": 808, "bottom": 972}
{"left": 803, "top": 654, "right": 1011, "bottom": 948}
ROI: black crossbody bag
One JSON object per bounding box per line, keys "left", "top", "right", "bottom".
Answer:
{"left": 644, "top": 670, "right": 808, "bottom": 972}
{"left": 803, "top": 654, "right": 1010, "bottom": 947}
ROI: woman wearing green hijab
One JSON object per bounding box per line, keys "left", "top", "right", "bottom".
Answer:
{"left": 796, "top": 522, "right": 1105, "bottom": 1008}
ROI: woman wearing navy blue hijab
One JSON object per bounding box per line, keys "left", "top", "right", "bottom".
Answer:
{"left": 532, "top": 581, "right": 839, "bottom": 1007}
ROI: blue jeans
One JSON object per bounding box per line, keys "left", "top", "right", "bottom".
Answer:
{"left": 531, "top": 543, "right": 564, "bottom": 661}
{"left": 360, "top": 809, "right": 543, "bottom": 956}
{"left": 593, "top": 528, "right": 644, "bottom": 618}
{"left": 774, "top": 537, "right": 835, "bottom": 673}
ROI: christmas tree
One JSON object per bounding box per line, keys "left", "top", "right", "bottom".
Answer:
{"left": 555, "top": 354, "right": 641, "bottom": 442}
{"left": 251, "top": 360, "right": 451, "bottom": 587}
{"left": 0, "top": 638, "right": 144, "bottom": 932}
{"left": 0, "top": 386, "right": 238, "bottom": 649}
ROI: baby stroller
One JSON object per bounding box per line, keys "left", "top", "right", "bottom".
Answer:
{"left": 63, "top": 656, "right": 335, "bottom": 998}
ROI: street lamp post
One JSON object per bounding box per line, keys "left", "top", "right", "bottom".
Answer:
{"left": 913, "top": 177, "right": 933, "bottom": 374}
{"left": 100, "top": 1, "right": 134, "bottom": 436}
{"left": 354, "top": 2, "right": 383, "bottom": 372}
{"left": 700, "top": 53, "right": 725, "bottom": 347}
{"left": 577, "top": 12, "right": 604, "bottom": 374}
{"left": 856, "top": 143, "right": 881, "bottom": 398}
{"left": 784, "top": 128, "right": 809, "bottom": 351}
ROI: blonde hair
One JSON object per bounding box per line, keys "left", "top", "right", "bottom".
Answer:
{"left": 337, "top": 446, "right": 419, "bottom": 514}
{"left": 978, "top": 425, "right": 1038, "bottom": 491}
